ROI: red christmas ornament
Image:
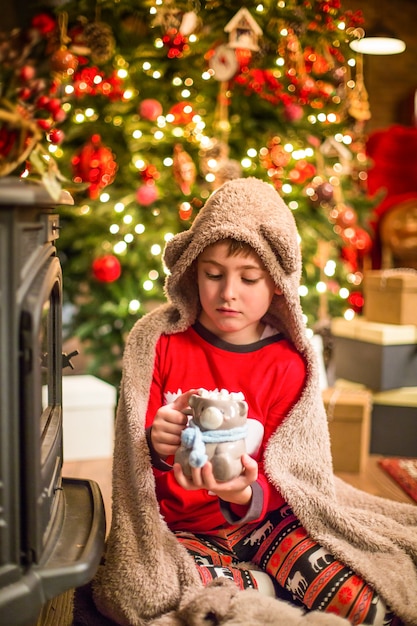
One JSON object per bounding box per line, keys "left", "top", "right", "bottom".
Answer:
{"left": 235, "top": 69, "right": 284, "bottom": 106}
{"left": 136, "top": 183, "right": 158, "bottom": 206}
{"left": 162, "top": 28, "right": 189, "bottom": 59}
{"left": 139, "top": 164, "right": 160, "bottom": 183}
{"left": 92, "top": 255, "right": 121, "bottom": 283}
{"left": 348, "top": 290, "right": 365, "bottom": 313}
{"left": 73, "top": 67, "right": 103, "bottom": 97}
{"left": 179, "top": 203, "right": 193, "bottom": 220}
{"left": 260, "top": 137, "right": 291, "bottom": 171}
{"left": 173, "top": 144, "right": 196, "bottom": 195}
{"left": 315, "top": 181, "right": 334, "bottom": 203}
{"left": 343, "top": 226, "right": 373, "bottom": 256}
{"left": 37, "top": 118, "right": 52, "bottom": 131}
{"left": 50, "top": 47, "right": 79, "bottom": 76}
{"left": 72, "top": 134, "right": 117, "bottom": 199}
{"left": 48, "top": 128, "right": 65, "bottom": 144}
{"left": 168, "top": 102, "right": 195, "bottom": 125}
{"left": 0, "top": 125, "right": 18, "bottom": 158}
{"left": 341, "top": 244, "right": 359, "bottom": 272}
{"left": 139, "top": 99, "right": 163, "bottom": 121}
{"left": 31, "top": 12, "right": 57, "bottom": 36}
{"left": 19, "top": 65, "right": 36, "bottom": 82}
{"left": 288, "top": 159, "right": 316, "bottom": 184}
{"left": 333, "top": 205, "right": 357, "bottom": 228}
{"left": 235, "top": 48, "right": 252, "bottom": 72}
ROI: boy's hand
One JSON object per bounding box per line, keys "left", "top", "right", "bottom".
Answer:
{"left": 151, "top": 389, "right": 197, "bottom": 459}
{"left": 173, "top": 454, "right": 258, "bottom": 507}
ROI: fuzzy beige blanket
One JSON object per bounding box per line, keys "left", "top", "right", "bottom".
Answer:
{"left": 92, "top": 178, "right": 417, "bottom": 626}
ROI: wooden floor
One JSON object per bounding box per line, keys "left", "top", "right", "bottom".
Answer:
{"left": 62, "top": 453, "right": 415, "bottom": 534}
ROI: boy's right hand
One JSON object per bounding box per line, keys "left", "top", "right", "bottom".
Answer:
{"left": 150, "top": 389, "right": 197, "bottom": 459}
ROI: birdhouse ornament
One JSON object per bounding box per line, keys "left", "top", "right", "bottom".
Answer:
{"left": 224, "top": 7, "right": 262, "bottom": 52}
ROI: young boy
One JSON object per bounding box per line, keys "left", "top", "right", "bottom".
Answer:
{"left": 94, "top": 178, "right": 417, "bottom": 626}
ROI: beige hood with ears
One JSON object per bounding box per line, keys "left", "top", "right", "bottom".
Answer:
{"left": 163, "top": 177, "right": 306, "bottom": 349}
{"left": 93, "top": 177, "right": 417, "bottom": 626}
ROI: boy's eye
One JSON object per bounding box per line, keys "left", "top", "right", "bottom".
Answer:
{"left": 242, "top": 277, "right": 259, "bottom": 284}
{"left": 206, "top": 272, "right": 222, "bottom": 280}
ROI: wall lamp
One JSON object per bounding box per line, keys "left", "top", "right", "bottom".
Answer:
{"left": 349, "top": 26, "right": 406, "bottom": 55}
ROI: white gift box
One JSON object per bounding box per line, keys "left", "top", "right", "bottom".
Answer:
{"left": 61, "top": 375, "right": 116, "bottom": 461}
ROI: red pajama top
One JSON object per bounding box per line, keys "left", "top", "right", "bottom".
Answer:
{"left": 145, "top": 321, "right": 307, "bottom": 533}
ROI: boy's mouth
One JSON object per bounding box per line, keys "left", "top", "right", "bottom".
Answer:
{"left": 217, "top": 307, "right": 240, "bottom": 315}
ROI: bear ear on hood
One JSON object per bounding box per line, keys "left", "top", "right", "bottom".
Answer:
{"left": 163, "top": 230, "right": 194, "bottom": 271}
{"left": 260, "top": 224, "right": 300, "bottom": 275}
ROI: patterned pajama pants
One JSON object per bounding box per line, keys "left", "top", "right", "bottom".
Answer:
{"left": 175, "top": 504, "right": 403, "bottom": 626}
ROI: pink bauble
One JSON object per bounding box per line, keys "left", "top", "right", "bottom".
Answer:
{"left": 283, "top": 103, "right": 303, "bottom": 122}
{"left": 136, "top": 183, "right": 158, "bottom": 205}
{"left": 139, "top": 98, "right": 163, "bottom": 121}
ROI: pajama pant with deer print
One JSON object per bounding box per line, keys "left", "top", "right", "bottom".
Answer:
{"left": 175, "top": 504, "right": 403, "bottom": 626}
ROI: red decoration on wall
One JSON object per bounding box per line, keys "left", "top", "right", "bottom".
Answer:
{"left": 92, "top": 255, "right": 121, "bottom": 282}
{"left": 367, "top": 125, "right": 417, "bottom": 199}
{"left": 72, "top": 134, "right": 117, "bottom": 199}
{"left": 367, "top": 125, "right": 417, "bottom": 268}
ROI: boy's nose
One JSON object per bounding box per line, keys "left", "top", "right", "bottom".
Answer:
{"left": 220, "top": 278, "right": 236, "bottom": 301}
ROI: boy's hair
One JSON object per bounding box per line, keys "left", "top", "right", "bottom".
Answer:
{"left": 223, "top": 238, "right": 255, "bottom": 258}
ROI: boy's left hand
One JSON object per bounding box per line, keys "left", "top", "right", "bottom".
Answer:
{"left": 173, "top": 453, "right": 258, "bottom": 507}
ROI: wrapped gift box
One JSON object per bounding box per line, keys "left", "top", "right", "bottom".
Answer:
{"left": 364, "top": 270, "right": 417, "bottom": 325}
{"left": 370, "top": 387, "right": 417, "bottom": 457}
{"left": 322, "top": 386, "right": 372, "bottom": 473}
{"left": 62, "top": 375, "right": 116, "bottom": 460}
{"left": 331, "top": 317, "right": 417, "bottom": 391}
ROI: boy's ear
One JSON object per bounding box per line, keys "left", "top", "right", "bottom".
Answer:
{"left": 274, "top": 287, "right": 283, "bottom": 295}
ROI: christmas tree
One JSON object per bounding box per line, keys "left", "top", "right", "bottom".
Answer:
{"left": 7, "top": 1, "right": 373, "bottom": 385}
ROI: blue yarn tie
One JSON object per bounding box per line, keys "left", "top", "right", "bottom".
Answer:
{"left": 181, "top": 419, "right": 248, "bottom": 469}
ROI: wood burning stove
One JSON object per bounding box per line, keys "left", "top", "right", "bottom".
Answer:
{"left": 0, "top": 178, "right": 106, "bottom": 626}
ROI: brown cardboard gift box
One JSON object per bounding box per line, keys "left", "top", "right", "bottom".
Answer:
{"left": 364, "top": 270, "right": 417, "bottom": 325}
{"left": 322, "top": 386, "right": 372, "bottom": 473}
{"left": 331, "top": 317, "right": 417, "bottom": 391}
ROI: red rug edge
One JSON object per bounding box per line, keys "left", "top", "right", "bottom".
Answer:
{"left": 378, "top": 457, "right": 417, "bottom": 504}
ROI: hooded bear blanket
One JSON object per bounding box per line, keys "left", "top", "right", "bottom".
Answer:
{"left": 93, "top": 178, "right": 417, "bottom": 626}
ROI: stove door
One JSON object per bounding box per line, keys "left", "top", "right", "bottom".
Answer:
{"left": 19, "top": 253, "right": 63, "bottom": 565}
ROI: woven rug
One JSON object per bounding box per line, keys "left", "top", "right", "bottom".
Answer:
{"left": 379, "top": 457, "right": 417, "bottom": 503}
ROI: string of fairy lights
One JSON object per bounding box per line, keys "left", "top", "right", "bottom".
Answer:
{"left": 45, "top": 1, "right": 368, "bottom": 327}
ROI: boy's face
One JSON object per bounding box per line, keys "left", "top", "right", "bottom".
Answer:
{"left": 196, "top": 241, "right": 279, "bottom": 344}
